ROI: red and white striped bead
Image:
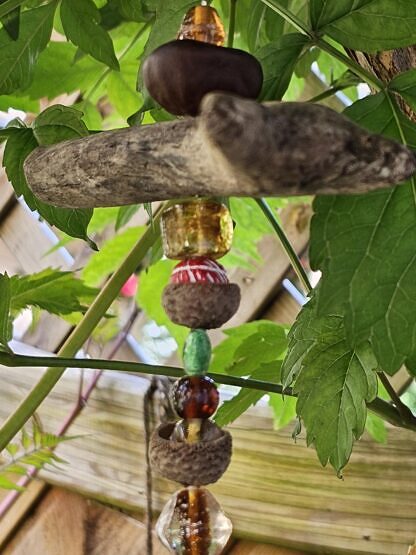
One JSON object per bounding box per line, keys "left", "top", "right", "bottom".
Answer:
{"left": 171, "top": 257, "right": 229, "bottom": 285}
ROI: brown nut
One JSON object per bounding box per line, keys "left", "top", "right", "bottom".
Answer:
{"left": 162, "top": 282, "right": 241, "bottom": 329}
{"left": 150, "top": 421, "right": 232, "bottom": 486}
{"left": 142, "top": 39, "right": 263, "bottom": 116}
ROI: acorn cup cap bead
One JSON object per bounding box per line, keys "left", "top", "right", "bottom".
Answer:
{"left": 163, "top": 282, "right": 241, "bottom": 329}
{"left": 150, "top": 421, "right": 232, "bottom": 486}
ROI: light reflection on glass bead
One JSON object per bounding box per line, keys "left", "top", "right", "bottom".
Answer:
{"left": 157, "top": 487, "right": 232, "bottom": 555}
{"left": 178, "top": 5, "right": 226, "bottom": 46}
{"left": 172, "top": 376, "right": 219, "bottom": 420}
{"left": 160, "top": 200, "right": 234, "bottom": 260}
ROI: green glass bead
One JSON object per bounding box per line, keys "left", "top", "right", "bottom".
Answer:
{"left": 183, "top": 329, "right": 212, "bottom": 376}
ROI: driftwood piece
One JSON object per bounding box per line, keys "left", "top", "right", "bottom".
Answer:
{"left": 24, "top": 93, "right": 416, "bottom": 208}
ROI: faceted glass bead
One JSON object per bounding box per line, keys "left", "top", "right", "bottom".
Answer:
{"left": 160, "top": 200, "right": 233, "bottom": 260}
{"left": 172, "top": 376, "right": 219, "bottom": 419}
{"left": 157, "top": 486, "right": 232, "bottom": 555}
{"left": 178, "top": 5, "right": 226, "bottom": 46}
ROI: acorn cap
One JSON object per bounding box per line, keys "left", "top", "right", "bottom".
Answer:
{"left": 162, "top": 282, "right": 241, "bottom": 329}
{"left": 150, "top": 421, "right": 232, "bottom": 486}
{"left": 143, "top": 39, "right": 263, "bottom": 116}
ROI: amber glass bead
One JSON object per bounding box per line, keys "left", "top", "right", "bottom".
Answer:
{"left": 172, "top": 376, "right": 219, "bottom": 419}
{"left": 178, "top": 4, "right": 225, "bottom": 46}
{"left": 160, "top": 200, "right": 233, "bottom": 260}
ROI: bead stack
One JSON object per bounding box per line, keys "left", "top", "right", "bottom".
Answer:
{"left": 143, "top": 4, "right": 263, "bottom": 553}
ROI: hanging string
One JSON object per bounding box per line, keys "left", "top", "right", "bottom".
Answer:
{"left": 144, "top": 376, "right": 176, "bottom": 555}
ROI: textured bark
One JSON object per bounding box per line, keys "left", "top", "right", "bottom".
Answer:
{"left": 349, "top": 46, "right": 416, "bottom": 121}
{"left": 24, "top": 93, "right": 416, "bottom": 208}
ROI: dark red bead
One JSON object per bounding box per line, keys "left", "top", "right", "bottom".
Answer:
{"left": 172, "top": 376, "right": 219, "bottom": 419}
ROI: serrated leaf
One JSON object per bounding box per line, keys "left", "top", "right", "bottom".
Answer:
{"left": 61, "top": 0, "right": 119, "bottom": 70}
{"left": 0, "top": 2, "right": 56, "bottom": 94}
{"left": 310, "top": 0, "right": 416, "bottom": 51}
{"left": 113, "top": 0, "right": 154, "bottom": 22}
{"left": 83, "top": 226, "right": 144, "bottom": 286}
{"left": 137, "top": 259, "right": 189, "bottom": 350}
{"left": 215, "top": 362, "right": 282, "bottom": 427}
{"left": 211, "top": 320, "right": 287, "bottom": 377}
{"left": 310, "top": 93, "right": 416, "bottom": 375}
{"left": 33, "top": 105, "right": 89, "bottom": 145}
{"left": 0, "top": 273, "right": 12, "bottom": 353}
{"left": 3, "top": 114, "right": 95, "bottom": 246}
{"left": 294, "top": 320, "right": 378, "bottom": 473}
{"left": 9, "top": 269, "right": 97, "bottom": 315}
{"left": 107, "top": 64, "right": 142, "bottom": 118}
{"left": 389, "top": 69, "right": 416, "bottom": 113}
{"left": 256, "top": 33, "right": 308, "bottom": 101}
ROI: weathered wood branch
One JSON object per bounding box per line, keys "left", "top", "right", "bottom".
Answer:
{"left": 24, "top": 93, "right": 416, "bottom": 208}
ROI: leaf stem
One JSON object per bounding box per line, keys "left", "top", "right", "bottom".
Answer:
{"left": 260, "top": 0, "right": 312, "bottom": 38}
{"left": 1, "top": 352, "right": 416, "bottom": 431}
{"left": 82, "top": 20, "right": 153, "bottom": 107}
{"left": 377, "top": 371, "right": 415, "bottom": 424}
{"left": 0, "top": 211, "right": 162, "bottom": 452}
{"left": 256, "top": 198, "right": 312, "bottom": 295}
{"left": 227, "top": 0, "right": 237, "bottom": 48}
{"left": 260, "top": 0, "right": 384, "bottom": 91}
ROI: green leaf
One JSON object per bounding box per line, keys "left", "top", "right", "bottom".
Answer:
{"left": 115, "top": 204, "right": 140, "bottom": 230}
{"left": 60, "top": 0, "right": 120, "bottom": 70}
{"left": 9, "top": 269, "right": 97, "bottom": 315}
{"left": 211, "top": 320, "right": 287, "bottom": 377}
{"left": 365, "top": 411, "right": 387, "bottom": 444}
{"left": 0, "top": 2, "right": 20, "bottom": 41}
{"left": 310, "top": 93, "right": 416, "bottom": 375}
{"left": 214, "top": 362, "right": 282, "bottom": 427}
{"left": 113, "top": 0, "right": 154, "bottom": 22}
{"left": 25, "top": 41, "right": 103, "bottom": 101}
{"left": 82, "top": 226, "right": 144, "bottom": 286}
{"left": 107, "top": 63, "right": 142, "bottom": 119}
{"left": 137, "top": 259, "right": 189, "bottom": 350}
{"left": 0, "top": 475, "right": 24, "bottom": 491}
{"left": 33, "top": 105, "right": 89, "bottom": 145}
{"left": 0, "top": 2, "right": 56, "bottom": 94}
{"left": 294, "top": 318, "right": 378, "bottom": 473}
{"left": 256, "top": 33, "right": 308, "bottom": 101}
{"left": 2, "top": 111, "right": 95, "bottom": 246}
{"left": 310, "top": 0, "right": 416, "bottom": 51}
{"left": 0, "top": 273, "right": 12, "bottom": 353}
{"left": 389, "top": 69, "right": 416, "bottom": 113}
{"left": 268, "top": 393, "right": 297, "bottom": 429}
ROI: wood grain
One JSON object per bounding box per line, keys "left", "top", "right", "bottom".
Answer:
{"left": 0, "top": 361, "right": 414, "bottom": 555}
{"left": 24, "top": 94, "right": 416, "bottom": 208}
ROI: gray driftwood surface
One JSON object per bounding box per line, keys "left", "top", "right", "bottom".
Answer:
{"left": 24, "top": 93, "right": 416, "bottom": 208}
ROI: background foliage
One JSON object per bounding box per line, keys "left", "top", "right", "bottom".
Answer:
{"left": 0, "top": 0, "right": 415, "bottom": 476}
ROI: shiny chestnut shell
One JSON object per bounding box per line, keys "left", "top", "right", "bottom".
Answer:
{"left": 142, "top": 39, "right": 263, "bottom": 116}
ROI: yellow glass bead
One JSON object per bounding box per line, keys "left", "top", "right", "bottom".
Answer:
{"left": 160, "top": 200, "right": 233, "bottom": 260}
{"left": 178, "top": 4, "right": 226, "bottom": 46}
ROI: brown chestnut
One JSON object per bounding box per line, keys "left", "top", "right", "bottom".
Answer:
{"left": 142, "top": 39, "right": 263, "bottom": 117}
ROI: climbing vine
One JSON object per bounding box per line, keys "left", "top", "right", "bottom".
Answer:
{"left": 0, "top": 0, "right": 416, "bottom": 478}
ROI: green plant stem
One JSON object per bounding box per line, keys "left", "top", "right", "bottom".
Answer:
{"left": 0, "top": 0, "right": 25, "bottom": 19}
{"left": 1, "top": 352, "right": 416, "bottom": 432}
{"left": 260, "top": 0, "right": 312, "bottom": 37}
{"left": 227, "top": 0, "right": 237, "bottom": 48}
{"left": 256, "top": 198, "right": 312, "bottom": 295}
{"left": 377, "top": 371, "right": 415, "bottom": 423}
{"left": 0, "top": 213, "right": 162, "bottom": 452}
{"left": 260, "top": 0, "right": 384, "bottom": 91}
{"left": 83, "top": 20, "right": 153, "bottom": 106}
